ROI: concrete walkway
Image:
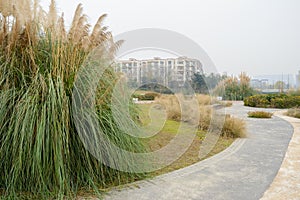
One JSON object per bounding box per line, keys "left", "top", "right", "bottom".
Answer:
{"left": 104, "top": 102, "right": 295, "bottom": 200}
{"left": 261, "top": 111, "right": 300, "bottom": 200}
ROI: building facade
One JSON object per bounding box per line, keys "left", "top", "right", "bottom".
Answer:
{"left": 296, "top": 71, "right": 300, "bottom": 89}
{"left": 115, "top": 57, "right": 203, "bottom": 87}
{"left": 250, "top": 78, "right": 269, "bottom": 89}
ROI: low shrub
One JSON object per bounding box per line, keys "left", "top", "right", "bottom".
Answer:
{"left": 138, "top": 83, "right": 174, "bottom": 94}
{"left": 132, "top": 92, "right": 160, "bottom": 101}
{"left": 248, "top": 111, "right": 273, "bottom": 118}
{"left": 244, "top": 94, "right": 300, "bottom": 108}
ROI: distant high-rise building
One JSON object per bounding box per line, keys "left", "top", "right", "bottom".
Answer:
{"left": 296, "top": 71, "right": 300, "bottom": 89}
{"left": 115, "top": 57, "right": 203, "bottom": 87}
{"left": 250, "top": 79, "right": 269, "bottom": 89}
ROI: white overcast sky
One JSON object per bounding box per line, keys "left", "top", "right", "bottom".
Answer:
{"left": 40, "top": 0, "right": 300, "bottom": 76}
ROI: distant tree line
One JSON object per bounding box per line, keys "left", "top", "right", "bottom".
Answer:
{"left": 190, "top": 72, "right": 256, "bottom": 100}
{"left": 213, "top": 72, "right": 256, "bottom": 100}
{"left": 129, "top": 72, "right": 256, "bottom": 100}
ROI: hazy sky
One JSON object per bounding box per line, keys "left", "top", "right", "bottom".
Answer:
{"left": 40, "top": 0, "right": 300, "bottom": 76}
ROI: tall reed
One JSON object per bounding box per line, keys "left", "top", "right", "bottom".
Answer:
{"left": 0, "top": 1, "right": 146, "bottom": 199}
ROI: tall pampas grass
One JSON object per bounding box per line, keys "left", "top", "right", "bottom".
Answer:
{"left": 0, "top": 1, "right": 146, "bottom": 199}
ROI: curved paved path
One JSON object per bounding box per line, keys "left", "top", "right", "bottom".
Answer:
{"left": 261, "top": 111, "right": 300, "bottom": 200}
{"left": 104, "top": 102, "right": 294, "bottom": 200}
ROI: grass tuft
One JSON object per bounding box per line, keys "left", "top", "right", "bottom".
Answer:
{"left": 248, "top": 111, "right": 273, "bottom": 118}
{"left": 286, "top": 107, "right": 300, "bottom": 119}
{"left": 222, "top": 115, "right": 246, "bottom": 138}
{"left": 219, "top": 101, "right": 233, "bottom": 107}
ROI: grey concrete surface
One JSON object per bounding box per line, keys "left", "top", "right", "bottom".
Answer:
{"left": 104, "top": 102, "right": 293, "bottom": 200}
{"left": 261, "top": 111, "right": 300, "bottom": 200}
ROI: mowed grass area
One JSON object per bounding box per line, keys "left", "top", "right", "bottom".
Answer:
{"left": 137, "top": 104, "right": 235, "bottom": 176}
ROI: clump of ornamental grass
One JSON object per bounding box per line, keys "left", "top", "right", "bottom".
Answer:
{"left": 154, "top": 94, "right": 200, "bottom": 123}
{"left": 196, "top": 94, "right": 212, "bottom": 105}
{"left": 0, "top": 1, "right": 146, "bottom": 199}
{"left": 218, "top": 101, "right": 233, "bottom": 107}
{"left": 198, "top": 108, "right": 246, "bottom": 138}
{"left": 198, "top": 105, "right": 212, "bottom": 131}
{"left": 286, "top": 107, "right": 300, "bottom": 119}
{"left": 221, "top": 115, "right": 246, "bottom": 138}
{"left": 155, "top": 95, "right": 182, "bottom": 121}
{"left": 248, "top": 111, "right": 273, "bottom": 118}
{"left": 155, "top": 95, "right": 246, "bottom": 138}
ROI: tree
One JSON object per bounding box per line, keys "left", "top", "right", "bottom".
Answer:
{"left": 239, "top": 72, "right": 253, "bottom": 99}
{"left": 204, "top": 73, "right": 227, "bottom": 89}
{"left": 213, "top": 72, "right": 255, "bottom": 100}
{"left": 274, "top": 81, "right": 286, "bottom": 92}
{"left": 191, "top": 73, "right": 209, "bottom": 94}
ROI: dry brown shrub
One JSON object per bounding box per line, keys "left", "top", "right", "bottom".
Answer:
{"left": 222, "top": 115, "right": 246, "bottom": 138}
{"left": 196, "top": 94, "right": 212, "bottom": 105}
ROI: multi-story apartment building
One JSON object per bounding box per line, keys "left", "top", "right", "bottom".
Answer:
{"left": 115, "top": 57, "right": 203, "bottom": 87}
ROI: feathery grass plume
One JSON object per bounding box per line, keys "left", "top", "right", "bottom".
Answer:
{"left": 68, "top": 3, "right": 83, "bottom": 42}
{"left": 47, "top": 0, "right": 57, "bottom": 29}
{"left": 0, "top": 0, "right": 147, "bottom": 199}
{"left": 57, "top": 13, "right": 67, "bottom": 41}
{"left": 90, "top": 14, "right": 108, "bottom": 44}
{"left": 0, "top": 0, "right": 14, "bottom": 17}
